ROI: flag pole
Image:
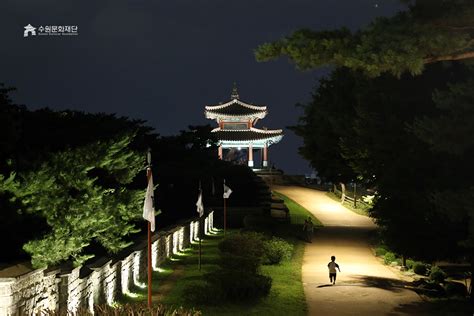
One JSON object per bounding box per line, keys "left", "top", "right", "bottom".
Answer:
{"left": 223, "top": 179, "right": 231, "bottom": 237}
{"left": 223, "top": 196, "right": 226, "bottom": 236}
{"left": 147, "top": 219, "right": 152, "bottom": 307}
{"left": 198, "top": 233, "right": 202, "bottom": 271}
{"left": 146, "top": 151, "right": 152, "bottom": 308}
{"left": 198, "top": 181, "right": 202, "bottom": 271}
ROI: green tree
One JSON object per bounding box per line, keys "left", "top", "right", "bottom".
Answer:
{"left": 294, "top": 64, "right": 470, "bottom": 263}
{"left": 0, "top": 84, "right": 24, "bottom": 174}
{"left": 255, "top": 0, "right": 474, "bottom": 77}
{"left": 413, "top": 79, "right": 474, "bottom": 298}
{"left": 0, "top": 83, "right": 154, "bottom": 174}
{"left": 8, "top": 135, "right": 144, "bottom": 268}
{"left": 290, "top": 75, "right": 357, "bottom": 183}
{"left": 256, "top": 0, "right": 474, "bottom": 300}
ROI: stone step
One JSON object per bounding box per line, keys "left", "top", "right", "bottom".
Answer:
{"left": 270, "top": 209, "right": 289, "bottom": 220}
{"left": 271, "top": 203, "right": 287, "bottom": 210}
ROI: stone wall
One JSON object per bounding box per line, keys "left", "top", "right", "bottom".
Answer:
{"left": 0, "top": 211, "right": 214, "bottom": 315}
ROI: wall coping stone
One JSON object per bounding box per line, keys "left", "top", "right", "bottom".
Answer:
{"left": 0, "top": 278, "right": 16, "bottom": 284}
{"left": 0, "top": 212, "right": 215, "bottom": 315}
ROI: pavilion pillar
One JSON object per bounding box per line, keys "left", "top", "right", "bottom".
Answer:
{"left": 248, "top": 144, "right": 254, "bottom": 167}
{"left": 218, "top": 145, "right": 223, "bottom": 160}
{"left": 263, "top": 143, "right": 268, "bottom": 168}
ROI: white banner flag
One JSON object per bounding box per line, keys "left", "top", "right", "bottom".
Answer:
{"left": 196, "top": 189, "right": 204, "bottom": 217}
{"left": 223, "top": 182, "right": 232, "bottom": 199}
{"left": 143, "top": 169, "right": 155, "bottom": 232}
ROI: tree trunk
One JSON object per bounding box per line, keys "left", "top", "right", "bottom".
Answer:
{"left": 424, "top": 51, "right": 474, "bottom": 64}
{"left": 402, "top": 255, "right": 407, "bottom": 268}
{"left": 353, "top": 182, "right": 357, "bottom": 208}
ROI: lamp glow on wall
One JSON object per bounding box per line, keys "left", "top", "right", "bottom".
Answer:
{"left": 133, "top": 252, "right": 146, "bottom": 289}
{"left": 105, "top": 264, "right": 116, "bottom": 305}
{"left": 190, "top": 221, "right": 195, "bottom": 243}
{"left": 172, "top": 231, "right": 179, "bottom": 254}
{"left": 204, "top": 218, "right": 209, "bottom": 235}
{"left": 178, "top": 227, "right": 184, "bottom": 251}
{"left": 165, "top": 236, "right": 171, "bottom": 257}
{"left": 209, "top": 213, "right": 213, "bottom": 232}
{"left": 88, "top": 270, "right": 100, "bottom": 314}
{"left": 88, "top": 289, "right": 94, "bottom": 314}
{"left": 152, "top": 239, "right": 159, "bottom": 270}
{"left": 67, "top": 270, "right": 83, "bottom": 314}
{"left": 121, "top": 260, "right": 131, "bottom": 294}
{"left": 193, "top": 222, "right": 199, "bottom": 241}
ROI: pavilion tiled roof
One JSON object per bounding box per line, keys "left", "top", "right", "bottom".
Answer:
{"left": 211, "top": 127, "right": 283, "bottom": 142}
{"left": 205, "top": 99, "right": 267, "bottom": 120}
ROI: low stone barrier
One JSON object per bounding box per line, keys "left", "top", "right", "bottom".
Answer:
{"left": 0, "top": 211, "right": 214, "bottom": 315}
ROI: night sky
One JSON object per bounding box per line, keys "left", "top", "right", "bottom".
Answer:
{"left": 0, "top": 0, "right": 404, "bottom": 174}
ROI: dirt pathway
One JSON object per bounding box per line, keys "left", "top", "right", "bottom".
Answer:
{"left": 274, "top": 186, "right": 423, "bottom": 316}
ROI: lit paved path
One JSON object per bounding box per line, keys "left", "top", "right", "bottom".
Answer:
{"left": 274, "top": 186, "right": 422, "bottom": 316}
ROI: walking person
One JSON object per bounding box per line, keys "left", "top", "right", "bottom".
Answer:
{"left": 305, "top": 216, "right": 314, "bottom": 242}
{"left": 327, "top": 255, "right": 341, "bottom": 284}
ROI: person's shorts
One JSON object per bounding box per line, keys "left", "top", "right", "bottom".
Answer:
{"left": 329, "top": 273, "right": 336, "bottom": 278}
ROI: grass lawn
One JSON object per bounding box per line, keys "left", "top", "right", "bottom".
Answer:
{"left": 326, "top": 192, "right": 369, "bottom": 216}
{"left": 125, "top": 192, "right": 321, "bottom": 315}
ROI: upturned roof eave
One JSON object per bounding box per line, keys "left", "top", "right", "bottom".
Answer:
{"left": 205, "top": 99, "right": 267, "bottom": 111}
{"left": 205, "top": 111, "right": 268, "bottom": 120}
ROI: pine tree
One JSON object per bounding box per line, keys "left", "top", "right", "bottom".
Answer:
{"left": 255, "top": 0, "right": 474, "bottom": 77}
{"left": 8, "top": 135, "right": 144, "bottom": 268}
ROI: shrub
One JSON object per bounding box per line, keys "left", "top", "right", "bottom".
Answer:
{"left": 218, "top": 232, "right": 266, "bottom": 274}
{"left": 421, "top": 281, "right": 445, "bottom": 297}
{"left": 383, "top": 252, "right": 396, "bottom": 265}
{"left": 375, "top": 246, "right": 388, "bottom": 257}
{"left": 413, "top": 262, "right": 427, "bottom": 275}
{"left": 429, "top": 266, "right": 447, "bottom": 283}
{"left": 214, "top": 232, "right": 273, "bottom": 301}
{"left": 444, "top": 281, "right": 467, "bottom": 297}
{"left": 218, "top": 232, "right": 265, "bottom": 257}
{"left": 207, "top": 271, "right": 272, "bottom": 301}
{"left": 183, "top": 282, "right": 222, "bottom": 305}
{"left": 405, "top": 259, "right": 415, "bottom": 269}
{"left": 220, "top": 253, "right": 262, "bottom": 274}
{"left": 262, "top": 237, "right": 293, "bottom": 265}
{"left": 362, "top": 195, "right": 375, "bottom": 206}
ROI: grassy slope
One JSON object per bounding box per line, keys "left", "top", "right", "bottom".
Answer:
{"left": 126, "top": 192, "right": 321, "bottom": 315}
{"left": 326, "top": 192, "right": 369, "bottom": 216}
{"left": 158, "top": 232, "right": 307, "bottom": 316}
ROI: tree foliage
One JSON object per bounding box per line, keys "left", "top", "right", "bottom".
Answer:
{"left": 0, "top": 86, "right": 151, "bottom": 267}
{"left": 255, "top": 0, "right": 474, "bottom": 77}
{"left": 259, "top": 0, "right": 474, "bottom": 299}
{"left": 0, "top": 85, "right": 247, "bottom": 268}
{"left": 3, "top": 135, "right": 144, "bottom": 268}
{"left": 0, "top": 83, "right": 154, "bottom": 175}
{"left": 290, "top": 75, "right": 357, "bottom": 182}
{"left": 293, "top": 64, "right": 472, "bottom": 262}
{"left": 413, "top": 80, "right": 474, "bottom": 292}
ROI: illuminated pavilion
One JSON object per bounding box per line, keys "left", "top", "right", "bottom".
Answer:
{"left": 205, "top": 85, "right": 283, "bottom": 168}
